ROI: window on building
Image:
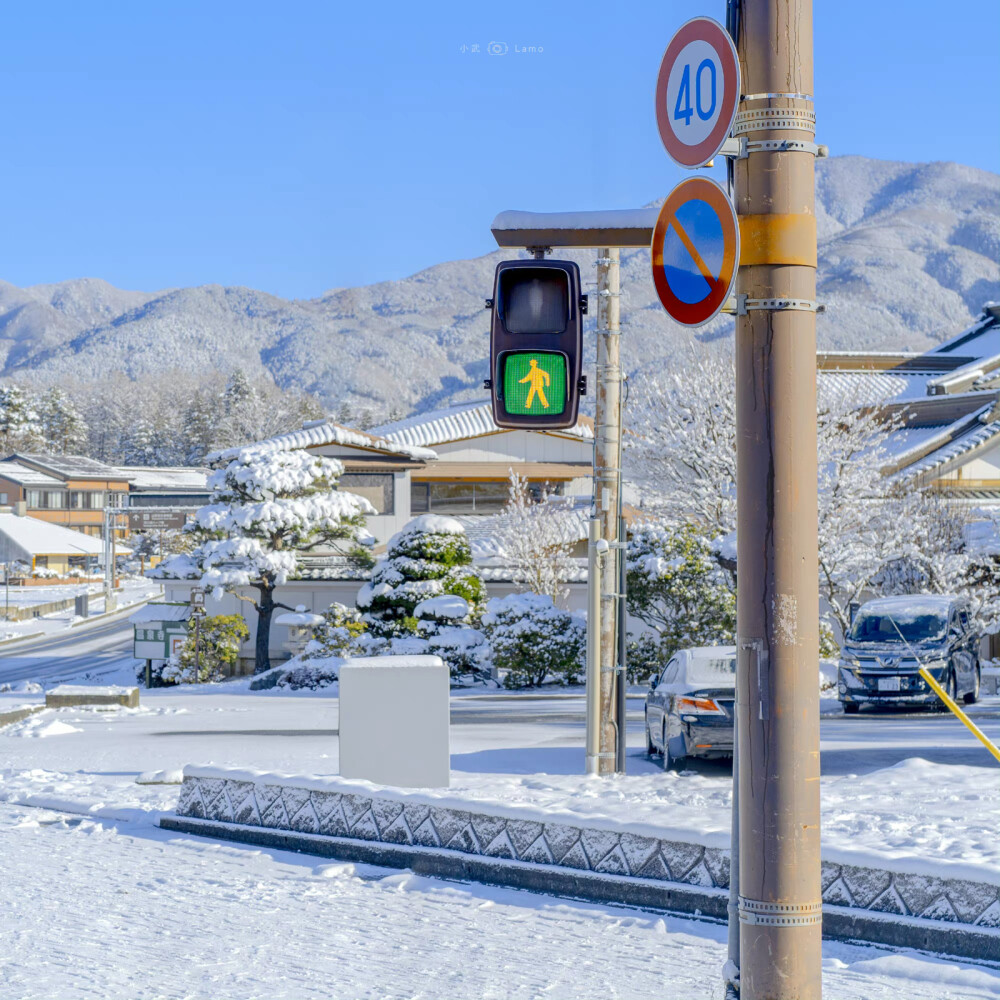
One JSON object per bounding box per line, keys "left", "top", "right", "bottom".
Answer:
{"left": 338, "top": 473, "right": 395, "bottom": 515}
{"left": 70, "top": 491, "right": 85, "bottom": 509}
{"left": 86, "top": 492, "right": 105, "bottom": 509}
{"left": 44, "top": 491, "right": 67, "bottom": 509}
{"left": 68, "top": 555, "right": 87, "bottom": 570}
{"left": 34, "top": 556, "right": 48, "bottom": 569}
{"left": 410, "top": 480, "right": 557, "bottom": 514}
{"left": 27, "top": 490, "right": 43, "bottom": 508}
{"left": 0, "top": 492, "right": 7, "bottom": 505}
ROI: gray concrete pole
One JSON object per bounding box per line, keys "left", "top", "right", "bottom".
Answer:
{"left": 595, "top": 247, "right": 622, "bottom": 776}
{"left": 733, "top": 0, "right": 822, "bottom": 996}
{"left": 585, "top": 516, "right": 602, "bottom": 776}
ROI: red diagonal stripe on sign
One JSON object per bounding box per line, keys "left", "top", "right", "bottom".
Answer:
{"left": 670, "top": 213, "right": 720, "bottom": 288}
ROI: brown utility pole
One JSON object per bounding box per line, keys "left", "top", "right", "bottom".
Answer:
{"left": 733, "top": 0, "right": 822, "bottom": 997}
{"left": 595, "top": 247, "right": 622, "bottom": 776}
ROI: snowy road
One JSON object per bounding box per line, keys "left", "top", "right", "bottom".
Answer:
{"left": 0, "top": 612, "right": 139, "bottom": 685}
{"left": 1, "top": 801, "right": 997, "bottom": 1000}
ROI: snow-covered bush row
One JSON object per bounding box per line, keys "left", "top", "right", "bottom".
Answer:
{"left": 481, "top": 593, "right": 586, "bottom": 689}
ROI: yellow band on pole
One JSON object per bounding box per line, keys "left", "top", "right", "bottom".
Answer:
{"left": 738, "top": 213, "right": 817, "bottom": 267}
{"left": 918, "top": 666, "right": 1000, "bottom": 765}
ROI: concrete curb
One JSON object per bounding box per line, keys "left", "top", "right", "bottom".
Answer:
{"left": 0, "top": 631, "right": 44, "bottom": 646}
{"left": 0, "top": 705, "right": 46, "bottom": 729}
{"left": 159, "top": 814, "right": 999, "bottom": 964}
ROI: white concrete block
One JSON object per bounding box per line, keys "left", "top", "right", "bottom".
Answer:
{"left": 338, "top": 655, "right": 450, "bottom": 788}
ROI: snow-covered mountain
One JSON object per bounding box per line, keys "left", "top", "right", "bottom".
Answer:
{"left": 1, "top": 156, "right": 996, "bottom": 417}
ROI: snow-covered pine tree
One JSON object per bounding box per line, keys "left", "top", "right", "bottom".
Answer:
{"left": 358, "top": 514, "right": 486, "bottom": 638}
{"left": 37, "top": 388, "right": 87, "bottom": 455}
{"left": 152, "top": 448, "right": 375, "bottom": 673}
{"left": 0, "top": 385, "right": 41, "bottom": 451}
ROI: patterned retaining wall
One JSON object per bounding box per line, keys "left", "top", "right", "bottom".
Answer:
{"left": 169, "top": 769, "right": 1000, "bottom": 959}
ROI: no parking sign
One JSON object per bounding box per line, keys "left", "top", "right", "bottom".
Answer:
{"left": 650, "top": 176, "right": 739, "bottom": 327}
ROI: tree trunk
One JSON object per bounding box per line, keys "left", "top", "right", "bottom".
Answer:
{"left": 254, "top": 579, "right": 275, "bottom": 674}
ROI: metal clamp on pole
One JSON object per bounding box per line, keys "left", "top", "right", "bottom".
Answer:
{"left": 737, "top": 294, "right": 824, "bottom": 314}
{"left": 738, "top": 897, "right": 823, "bottom": 927}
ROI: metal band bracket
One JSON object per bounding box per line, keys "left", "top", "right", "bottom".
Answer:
{"left": 739, "top": 896, "right": 823, "bottom": 927}
{"left": 737, "top": 295, "right": 824, "bottom": 315}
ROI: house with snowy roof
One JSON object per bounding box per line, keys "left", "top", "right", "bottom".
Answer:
{"left": 817, "top": 302, "right": 1000, "bottom": 502}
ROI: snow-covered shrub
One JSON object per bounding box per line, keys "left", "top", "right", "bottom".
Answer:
{"left": 626, "top": 632, "right": 671, "bottom": 684}
{"left": 482, "top": 593, "right": 586, "bottom": 689}
{"left": 626, "top": 523, "right": 736, "bottom": 662}
{"left": 273, "top": 654, "right": 343, "bottom": 690}
{"left": 413, "top": 594, "right": 490, "bottom": 680}
{"left": 358, "top": 515, "right": 486, "bottom": 637}
{"left": 301, "top": 602, "right": 367, "bottom": 660}
{"left": 357, "top": 515, "right": 488, "bottom": 679}
{"left": 144, "top": 614, "right": 249, "bottom": 685}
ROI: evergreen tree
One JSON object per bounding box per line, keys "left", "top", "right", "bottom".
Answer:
{"left": 358, "top": 515, "right": 485, "bottom": 637}
{"left": 153, "top": 448, "right": 374, "bottom": 673}
{"left": 0, "top": 385, "right": 41, "bottom": 451}
{"left": 38, "top": 388, "right": 87, "bottom": 454}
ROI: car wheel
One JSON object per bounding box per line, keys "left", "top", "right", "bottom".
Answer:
{"left": 964, "top": 664, "right": 981, "bottom": 705}
{"left": 935, "top": 670, "right": 957, "bottom": 710}
{"left": 843, "top": 703, "right": 860, "bottom": 715}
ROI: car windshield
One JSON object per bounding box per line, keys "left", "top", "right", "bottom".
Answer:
{"left": 686, "top": 656, "right": 736, "bottom": 686}
{"left": 848, "top": 607, "right": 948, "bottom": 644}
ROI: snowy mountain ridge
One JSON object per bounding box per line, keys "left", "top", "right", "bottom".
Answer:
{"left": 0, "top": 155, "right": 996, "bottom": 420}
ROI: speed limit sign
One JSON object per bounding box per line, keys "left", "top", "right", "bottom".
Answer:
{"left": 655, "top": 17, "right": 741, "bottom": 169}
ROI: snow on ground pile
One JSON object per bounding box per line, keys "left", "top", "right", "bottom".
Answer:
{"left": 0, "top": 799, "right": 995, "bottom": 1000}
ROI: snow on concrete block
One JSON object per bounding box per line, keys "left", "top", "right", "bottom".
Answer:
{"left": 46, "top": 685, "right": 139, "bottom": 709}
{"left": 338, "top": 654, "right": 449, "bottom": 789}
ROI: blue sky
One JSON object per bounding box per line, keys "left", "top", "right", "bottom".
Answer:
{"left": 0, "top": 0, "right": 996, "bottom": 299}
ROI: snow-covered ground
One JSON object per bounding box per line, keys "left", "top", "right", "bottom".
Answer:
{"left": 1, "top": 690, "right": 997, "bottom": 882}
{"left": 2, "top": 799, "right": 998, "bottom": 999}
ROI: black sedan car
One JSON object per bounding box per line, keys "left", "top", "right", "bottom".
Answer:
{"left": 644, "top": 645, "right": 736, "bottom": 770}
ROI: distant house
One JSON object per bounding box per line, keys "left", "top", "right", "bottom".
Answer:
{"left": 119, "top": 466, "right": 211, "bottom": 509}
{"left": 818, "top": 302, "right": 1000, "bottom": 500}
{"left": 0, "top": 507, "right": 105, "bottom": 576}
{"left": 0, "top": 454, "right": 130, "bottom": 539}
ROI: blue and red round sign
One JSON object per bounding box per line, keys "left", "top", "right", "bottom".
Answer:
{"left": 650, "top": 176, "right": 739, "bottom": 327}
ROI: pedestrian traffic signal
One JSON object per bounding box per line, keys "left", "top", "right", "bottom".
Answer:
{"left": 485, "top": 260, "right": 586, "bottom": 430}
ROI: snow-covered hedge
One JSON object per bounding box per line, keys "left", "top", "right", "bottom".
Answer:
{"left": 482, "top": 593, "right": 585, "bottom": 689}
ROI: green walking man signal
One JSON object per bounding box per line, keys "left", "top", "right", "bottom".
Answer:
{"left": 485, "top": 259, "right": 586, "bottom": 430}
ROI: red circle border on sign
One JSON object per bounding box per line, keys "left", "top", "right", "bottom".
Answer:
{"left": 655, "top": 17, "right": 740, "bottom": 169}
{"left": 650, "top": 176, "right": 739, "bottom": 328}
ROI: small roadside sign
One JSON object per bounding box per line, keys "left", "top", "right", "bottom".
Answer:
{"left": 128, "top": 510, "right": 188, "bottom": 531}
{"left": 655, "top": 17, "right": 740, "bottom": 169}
{"left": 650, "top": 176, "right": 739, "bottom": 327}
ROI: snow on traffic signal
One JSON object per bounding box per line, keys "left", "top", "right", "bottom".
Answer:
{"left": 486, "top": 260, "right": 585, "bottom": 430}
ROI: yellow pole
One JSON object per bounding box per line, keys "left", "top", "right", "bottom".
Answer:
{"left": 918, "top": 666, "right": 1000, "bottom": 765}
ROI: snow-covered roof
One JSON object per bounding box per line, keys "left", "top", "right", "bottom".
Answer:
{"left": 130, "top": 603, "right": 192, "bottom": 624}
{"left": 375, "top": 399, "right": 594, "bottom": 449}
{"left": 927, "top": 308, "right": 1000, "bottom": 360}
{"left": 818, "top": 369, "right": 945, "bottom": 405}
{"left": 0, "top": 462, "right": 62, "bottom": 487}
{"left": 0, "top": 513, "right": 105, "bottom": 556}
{"left": 10, "top": 453, "right": 128, "bottom": 480}
{"left": 207, "top": 421, "right": 435, "bottom": 464}
{"left": 117, "top": 467, "right": 210, "bottom": 491}
{"left": 883, "top": 405, "right": 1000, "bottom": 482}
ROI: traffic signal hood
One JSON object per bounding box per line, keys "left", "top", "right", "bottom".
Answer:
{"left": 485, "top": 259, "right": 586, "bottom": 430}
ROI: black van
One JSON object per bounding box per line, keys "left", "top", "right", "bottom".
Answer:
{"left": 837, "top": 595, "right": 981, "bottom": 713}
